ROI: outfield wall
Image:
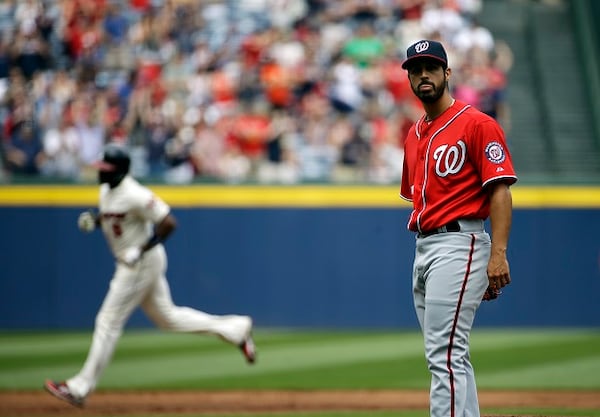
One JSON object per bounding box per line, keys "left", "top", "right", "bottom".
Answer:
{"left": 1, "top": 185, "right": 599, "bottom": 329}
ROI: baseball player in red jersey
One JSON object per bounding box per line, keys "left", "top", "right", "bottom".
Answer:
{"left": 44, "top": 143, "right": 256, "bottom": 408}
{"left": 399, "top": 40, "right": 517, "bottom": 417}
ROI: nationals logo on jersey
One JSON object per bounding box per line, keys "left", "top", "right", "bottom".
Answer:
{"left": 433, "top": 139, "right": 466, "bottom": 177}
{"left": 485, "top": 141, "right": 506, "bottom": 164}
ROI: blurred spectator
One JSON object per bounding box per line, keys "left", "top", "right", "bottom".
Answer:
{"left": 269, "top": 0, "right": 308, "bottom": 30}
{"left": 14, "top": 0, "right": 43, "bottom": 37}
{"left": 209, "top": 65, "right": 239, "bottom": 109}
{"left": 161, "top": 48, "right": 194, "bottom": 101}
{"left": 143, "top": 107, "right": 175, "bottom": 176}
{"left": 455, "top": 0, "right": 483, "bottom": 22}
{"left": 328, "top": 54, "right": 364, "bottom": 114}
{"left": 256, "top": 109, "right": 300, "bottom": 184}
{"left": 452, "top": 43, "right": 511, "bottom": 132}
{"left": 60, "top": 0, "right": 105, "bottom": 67}
{"left": 260, "top": 55, "right": 296, "bottom": 109}
{"left": 40, "top": 114, "right": 80, "bottom": 179}
{"left": 11, "top": 20, "right": 49, "bottom": 80}
{"left": 296, "top": 90, "right": 338, "bottom": 181}
{"left": 420, "top": 0, "right": 466, "bottom": 41}
{"left": 452, "top": 17, "right": 494, "bottom": 53}
{"left": 486, "top": 40, "right": 513, "bottom": 132}
{"left": 71, "top": 95, "right": 105, "bottom": 181}
{"left": 189, "top": 107, "right": 228, "bottom": 179}
{"left": 368, "top": 108, "right": 406, "bottom": 184}
{"left": 103, "top": 2, "right": 129, "bottom": 45}
{"left": 334, "top": 115, "right": 370, "bottom": 182}
{"left": 394, "top": 0, "right": 428, "bottom": 47}
{"left": 341, "top": 22, "right": 385, "bottom": 68}
{"left": 269, "top": 28, "right": 306, "bottom": 69}
{"left": 226, "top": 99, "right": 272, "bottom": 171}
{"left": 102, "top": 2, "right": 132, "bottom": 69}
{"left": 164, "top": 125, "right": 195, "bottom": 184}
{"left": 4, "top": 119, "right": 45, "bottom": 175}
{"left": 0, "top": 36, "right": 12, "bottom": 79}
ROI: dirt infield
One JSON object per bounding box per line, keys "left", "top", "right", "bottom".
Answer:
{"left": 2, "top": 390, "right": 600, "bottom": 416}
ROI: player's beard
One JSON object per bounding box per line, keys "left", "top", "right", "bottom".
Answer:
{"left": 413, "top": 78, "right": 447, "bottom": 103}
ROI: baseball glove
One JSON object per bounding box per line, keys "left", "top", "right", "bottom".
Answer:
{"left": 482, "top": 286, "right": 501, "bottom": 301}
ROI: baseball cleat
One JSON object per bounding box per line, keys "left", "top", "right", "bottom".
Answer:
{"left": 44, "top": 379, "right": 84, "bottom": 408}
{"left": 239, "top": 334, "right": 256, "bottom": 364}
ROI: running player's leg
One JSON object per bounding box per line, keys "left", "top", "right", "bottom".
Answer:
{"left": 140, "top": 247, "right": 252, "bottom": 345}
{"left": 67, "top": 264, "right": 148, "bottom": 398}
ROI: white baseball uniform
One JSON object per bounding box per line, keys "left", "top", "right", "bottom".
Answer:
{"left": 65, "top": 175, "right": 253, "bottom": 399}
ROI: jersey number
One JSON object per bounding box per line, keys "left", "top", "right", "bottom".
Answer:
{"left": 112, "top": 221, "right": 123, "bottom": 237}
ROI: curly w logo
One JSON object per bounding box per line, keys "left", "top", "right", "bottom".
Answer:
{"left": 415, "top": 41, "right": 430, "bottom": 53}
{"left": 433, "top": 140, "right": 466, "bottom": 177}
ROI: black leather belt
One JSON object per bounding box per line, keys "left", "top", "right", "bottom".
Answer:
{"left": 418, "top": 220, "right": 461, "bottom": 238}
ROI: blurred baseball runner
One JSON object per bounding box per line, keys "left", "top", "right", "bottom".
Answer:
{"left": 44, "top": 143, "right": 256, "bottom": 408}
{"left": 399, "top": 40, "right": 517, "bottom": 417}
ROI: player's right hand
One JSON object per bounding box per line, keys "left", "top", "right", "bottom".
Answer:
{"left": 121, "top": 246, "right": 142, "bottom": 267}
{"left": 78, "top": 211, "right": 96, "bottom": 233}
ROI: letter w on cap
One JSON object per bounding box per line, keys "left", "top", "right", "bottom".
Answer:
{"left": 415, "top": 41, "right": 430, "bottom": 53}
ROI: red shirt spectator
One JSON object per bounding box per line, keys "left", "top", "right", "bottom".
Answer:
{"left": 260, "top": 61, "right": 294, "bottom": 108}
{"left": 227, "top": 111, "right": 271, "bottom": 158}
{"left": 380, "top": 57, "right": 418, "bottom": 105}
{"left": 130, "top": 0, "right": 151, "bottom": 11}
{"left": 211, "top": 70, "right": 237, "bottom": 105}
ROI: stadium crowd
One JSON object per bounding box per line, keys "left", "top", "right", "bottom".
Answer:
{"left": 0, "top": 0, "right": 512, "bottom": 184}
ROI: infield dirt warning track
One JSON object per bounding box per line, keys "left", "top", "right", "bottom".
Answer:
{"left": 2, "top": 389, "right": 600, "bottom": 416}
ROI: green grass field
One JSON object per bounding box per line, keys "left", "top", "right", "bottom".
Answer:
{"left": 1, "top": 328, "right": 599, "bottom": 416}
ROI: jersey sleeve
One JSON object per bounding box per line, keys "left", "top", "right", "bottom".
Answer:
{"left": 134, "top": 186, "right": 170, "bottom": 224}
{"left": 146, "top": 194, "right": 170, "bottom": 224}
{"left": 470, "top": 119, "right": 517, "bottom": 187}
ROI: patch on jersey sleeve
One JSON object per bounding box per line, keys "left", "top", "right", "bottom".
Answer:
{"left": 485, "top": 141, "right": 506, "bottom": 164}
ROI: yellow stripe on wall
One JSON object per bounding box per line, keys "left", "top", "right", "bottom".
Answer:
{"left": 0, "top": 185, "right": 407, "bottom": 208}
{"left": 0, "top": 185, "right": 599, "bottom": 208}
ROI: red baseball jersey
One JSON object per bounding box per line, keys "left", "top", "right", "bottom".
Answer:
{"left": 400, "top": 100, "right": 517, "bottom": 232}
